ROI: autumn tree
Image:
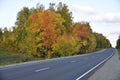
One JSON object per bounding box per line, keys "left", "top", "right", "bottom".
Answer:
{"left": 26, "top": 10, "right": 65, "bottom": 58}
{"left": 72, "top": 22, "right": 96, "bottom": 53}
{"left": 0, "top": 3, "right": 112, "bottom": 59}
{"left": 52, "top": 33, "right": 81, "bottom": 57}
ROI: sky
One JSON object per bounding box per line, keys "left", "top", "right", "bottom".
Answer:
{"left": 0, "top": 0, "right": 120, "bottom": 47}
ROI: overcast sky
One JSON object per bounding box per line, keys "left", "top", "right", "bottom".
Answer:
{"left": 0, "top": 0, "right": 120, "bottom": 47}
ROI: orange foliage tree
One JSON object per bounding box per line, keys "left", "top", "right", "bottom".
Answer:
{"left": 52, "top": 33, "right": 81, "bottom": 57}
{"left": 26, "top": 10, "right": 65, "bottom": 58}
{"left": 72, "top": 22, "right": 96, "bottom": 53}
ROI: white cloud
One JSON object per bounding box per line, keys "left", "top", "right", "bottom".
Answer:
{"left": 70, "top": 4, "right": 120, "bottom": 23}
{"left": 69, "top": 3, "right": 120, "bottom": 47}
{"left": 73, "top": 12, "right": 120, "bottom": 23}
{"left": 70, "top": 4, "right": 96, "bottom": 15}
{"left": 109, "top": 31, "right": 120, "bottom": 35}
{"left": 86, "top": 13, "right": 120, "bottom": 23}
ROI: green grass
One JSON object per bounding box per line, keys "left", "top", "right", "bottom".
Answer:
{"left": 94, "top": 48, "right": 103, "bottom": 52}
{"left": 0, "top": 48, "right": 104, "bottom": 66}
{"left": 0, "top": 51, "right": 20, "bottom": 65}
{"left": 0, "top": 51, "right": 40, "bottom": 66}
{"left": 117, "top": 49, "right": 120, "bottom": 55}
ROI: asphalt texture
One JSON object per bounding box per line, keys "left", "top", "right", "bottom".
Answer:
{"left": 88, "top": 49, "right": 120, "bottom": 80}
{"left": 0, "top": 48, "right": 115, "bottom": 80}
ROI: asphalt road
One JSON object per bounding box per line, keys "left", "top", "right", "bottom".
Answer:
{"left": 0, "top": 48, "right": 115, "bottom": 80}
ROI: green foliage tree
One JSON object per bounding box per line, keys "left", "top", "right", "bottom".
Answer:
{"left": 0, "top": 28, "right": 3, "bottom": 48}
{"left": 0, "top": 28, "right": 2, "bottom": 41}
{"left": 94, "top": 32, "right": 111, "bottom": 48}
{"left": 116, "top": 35, "right": 120, "bottom": 49}
{"left": 57, "top": 2, "right": 73, "bottom": 32}
{"left": 30, "top": 3, "right": 45, "bottom": 14}
{"left": 2, "top": 28, "right": 9, "bottom": 49}
{"left": 15, "top": 7, "right": 30, "bottom": 29}
{"left": 0, "top": 28, "right": 15, "bottom": 51}
{"left": 49, "top": 3, "right": 55, "bottom": 11}
{"left": 15, "top": 7, "right": 30, "bottom": 53}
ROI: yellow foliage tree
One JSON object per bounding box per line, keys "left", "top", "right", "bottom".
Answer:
{"left": 26, "top": 10, "right": 65, "bottom": 58}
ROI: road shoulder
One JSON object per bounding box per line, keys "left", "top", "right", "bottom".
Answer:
{"left": 88, "top": 49, "right": 120, "bottom": 80}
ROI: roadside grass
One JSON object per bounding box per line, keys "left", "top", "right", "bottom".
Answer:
{"left": 0, "top": 51, "right": 20, "bottom": 65}
{"left": 94, "top": 48, "right": 103, "bottom": 52}
{"left": 0, "top": 51, "right": 40, "bottom": 66}
{"left": 0, "top": 48, "right": 104, "bottom": 66}
{"left": 117, "top": 49, "right": 120, "bottom": 55}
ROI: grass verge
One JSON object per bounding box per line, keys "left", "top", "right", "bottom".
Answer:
{"left": 0, "top": 48, "right": 104, "bottom": 66}
{"left": 117, "top": 49, "right": 120, "bottom": 55}
{"left": 0, "top": 51, "right": 40, "bottom": 66}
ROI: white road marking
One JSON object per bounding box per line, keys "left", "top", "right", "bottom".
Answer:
{"left": 76, "top": 53, "right": 114, "bottom": 80}
{"left": 70, "top": 61, "right": 76, "bottom": 63}
{"left": 35, "top": 67, "right": 50, "bottom": 72}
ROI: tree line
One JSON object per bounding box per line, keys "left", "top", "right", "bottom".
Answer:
{"left": 0, "top": 2, "right": 111, "bottom": 59}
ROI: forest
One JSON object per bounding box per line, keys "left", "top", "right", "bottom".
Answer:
{"left": 0, "top": 2, "right": 111, "bottom": 60}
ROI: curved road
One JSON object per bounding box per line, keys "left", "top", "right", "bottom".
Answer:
{"left": 0, "top": 48, "right": 115, "bottom": 80}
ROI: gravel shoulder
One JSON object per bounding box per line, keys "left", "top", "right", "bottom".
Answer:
{"left": 88, "top": 49, "right": 120, "bottom": 80}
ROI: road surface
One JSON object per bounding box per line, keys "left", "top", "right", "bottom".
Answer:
{"left": 0, "top": 48, "right": 115, "bottom": 80}
{"left": 88, "top": 49, "right": 120, "bottom": 80}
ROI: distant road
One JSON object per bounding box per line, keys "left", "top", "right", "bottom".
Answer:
{"left": 0, "top": 48, "right": 115, "bottom": 80}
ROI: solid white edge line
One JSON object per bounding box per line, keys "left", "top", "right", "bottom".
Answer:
{"left": 76, "top": 53, "right": 114, "bottom": 80}
{"left": 35, "top": 67, "right": 50, "bottom": 72}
